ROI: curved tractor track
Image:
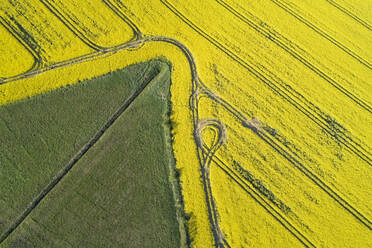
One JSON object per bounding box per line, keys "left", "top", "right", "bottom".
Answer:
{"left": 0, "top": 15, "right": 42, "bottom": 75}
{"left": 0, "top": 0, "right": 143, "bottom": 84}
{"left": 160, "top": 0, "right": 372, "bottom": 167}
{"left": 39, "top": 0, "right": 143, "bottom": 51}
{"left": 0, "top": 1, "right": 371, "bottom": 247}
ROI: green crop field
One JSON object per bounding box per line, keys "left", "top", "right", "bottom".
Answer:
{"left": 0, "top": 60, "right": 184, "bottom": 247}
{"left": 1, "top": 0, "right": 370, "bottom": 247}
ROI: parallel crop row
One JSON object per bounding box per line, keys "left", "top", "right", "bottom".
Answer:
{"left": 39, "top": 0, "right": 105, "bottom": 51}
{"left": 160, "top": 0, "right": 371, "bottom": 236}
{"left": 212, "top": 156, "right": 315, "bottom": 247}
{"left": 271, "top": 0, "right": 372, "bottom": 70}
{"left": 1, "top": 1, "right": 370, "bottom": 247}
{"left": 216, "top": 0, "right": 371, "bottom": 113}
{"left": 325, "top": 0, "right": 371, "bottom": 31}
{"left": 0, "top": 0, "right": 142, "bottom": 83}
{"left": 0, "top": 14, "right": 42, "bottom": 72}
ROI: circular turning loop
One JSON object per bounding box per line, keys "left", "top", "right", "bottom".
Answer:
{"left": 195, "top": 119, "right": 227, "bottom": 154}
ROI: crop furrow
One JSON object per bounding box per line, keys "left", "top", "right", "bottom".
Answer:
{"left": 0, "top": 0, "right": 144, "bottom": 83}
{"left": 325, "top": 0, "right": 372, "bottom": 31}
{"left": 160, "top": 0, "right": 372, "bottom": 166}
{"left": 101, "top": 0, "right": 143, "bottom": 40}
{"left": 212, "top": 156, "right": 316, "bottom": 247}
{"left": 39, "top": 0, "right": 105, "bottom": 51}
{"left": 0, "top": 15, "right": 42, "bottom": 73}
{"left": 257, "top": 129, "right": 372, "bottom": 229}
{"left": 270, "top": 0, "right": 372, "bottom": 70}
{"left": 216, "top": 0, "right": 372, "bottom": 113}
{"left": 202, "top": 84, "right": 372, "bottom": 229}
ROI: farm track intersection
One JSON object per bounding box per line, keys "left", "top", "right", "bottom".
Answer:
{"left": 0, "top": 0, "right": 371, "bottom": 247}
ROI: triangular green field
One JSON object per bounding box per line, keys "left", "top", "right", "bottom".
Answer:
{"left": 0, "top": 60, "right": 181, "bottom": 247}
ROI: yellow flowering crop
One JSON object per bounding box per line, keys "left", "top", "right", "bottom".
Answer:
{"left": 0, "top": 24, "right": 34, "bottom": 78}
{"left": 0, "top": 0, "right": 92, "bottom": 66}
{"left": 46, "top": 0, "right": 135, "bottom": 47}
{"left": 0, "top": 0, "right": 371, "bottom": 247}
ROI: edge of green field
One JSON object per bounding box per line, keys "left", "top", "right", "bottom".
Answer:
{"left": 0, "top": 59, "right": 189, "bottom": 247}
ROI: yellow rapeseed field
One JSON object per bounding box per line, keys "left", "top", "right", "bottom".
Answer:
{"left": 46, "top": 0, "right": 135, "bottom": 47}
{"left": 0, "top": 24, "right": 34, "bottom": 78}
{"left": 0, "top": 0, "right": 371, "bottom": 247}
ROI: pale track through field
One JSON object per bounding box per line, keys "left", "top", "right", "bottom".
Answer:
{"left": 0, "top": 33, "right": 236, "bottom": 247}
{"left": 0, "top": 1, "right": 370, "bottom": 247}
{"left": 0, "top": 0, "right": 142, "bottom": 84}
{"left": 215, "top": 0, "right": 372, "bottom": 113}
{"left": 159, "top": 0, "right": 371, "bottom": 228}
{"left": 51, "top": 0, "right": 372, "bottom": 243}
{"left": 270, "top": 0, "right": 372, "bottom": 70}
{"left": 0, "top": 1, "right": 289, "bottom": 245}
{"left": 160, "top": 0, "right": 372, "bottom": 166}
